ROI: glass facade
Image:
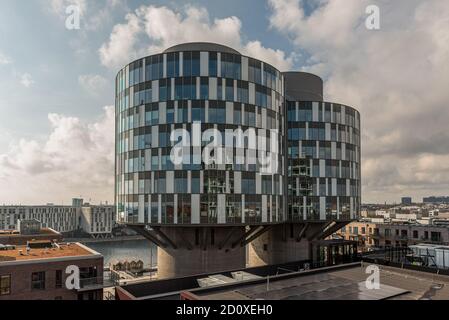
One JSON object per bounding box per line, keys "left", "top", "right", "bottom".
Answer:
{"left": 116, "top": 47, "right": 285, "bottom": 225}
{"left": 116, "top": 43, "right": 361, "bottom": 226}
{"left": 287, "top": 101, "right": 361, "bottom": 221}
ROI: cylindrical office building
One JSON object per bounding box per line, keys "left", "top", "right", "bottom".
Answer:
{"left": 284, "top": 72, "right": 361, "bottom": 221}
{"left": 246, "top": 72, "right": 362, "bottom": 267}
{"left": 115, "top": 43, "right": 361, "bottom": 277}
{"left": 115, "top": 42, "right": 285, "bottom": 278}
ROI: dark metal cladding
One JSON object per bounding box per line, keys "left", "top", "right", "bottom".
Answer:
{"left": 284, "top": 72, "right": 324, "bottom": 102}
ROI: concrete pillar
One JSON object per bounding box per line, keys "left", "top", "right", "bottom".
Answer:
{"left": 157, "top": 227, "right": 247, "bottom": 279}
{"left": 248, "top": 223, "right": 327, "bottom": 267}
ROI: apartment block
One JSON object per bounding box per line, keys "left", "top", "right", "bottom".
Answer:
{"left": 0, "top": 202, "right": 116, "bottom": 238}
{"left": 337, "top": 221, "right": 449, "bottom": 250}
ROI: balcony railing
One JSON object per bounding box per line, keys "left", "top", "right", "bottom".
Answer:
{"left": 78, "top": 276, "right": 116, "bottom": 290}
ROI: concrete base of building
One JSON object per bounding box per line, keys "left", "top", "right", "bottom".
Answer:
{"left": 248, "top": 222, "right": 330, "bottom": 267}
{"left": 157, "top": 227, "right": 247, "bottom": 279}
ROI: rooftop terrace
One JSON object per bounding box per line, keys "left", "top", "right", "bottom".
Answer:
{"left": 0, "top": 242, "right": 99, "bottom": 263}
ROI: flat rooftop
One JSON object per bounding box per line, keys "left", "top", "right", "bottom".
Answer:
{"left": 0, "top": 228, "right": 60, "bottom": 237}
{"left": 0, "top": 243, "right": 98, "bottom": 263}
{"left": 182, "top": 263, "right": 449, "bottom": 300}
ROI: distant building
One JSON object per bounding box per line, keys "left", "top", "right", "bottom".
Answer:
{"left": 0, "top": 242, "right": 103, "bottom": 300}
{"left": 423, "top": 196, "right": 449, "bottom": 204}
{"left": 401, "top": 197, "right": 412, "bottom": 205}
{"left": 0, "top": 225, "right": 63, "bottom": 246}
{"left": 16, "top": 219, "right": 41, "bottom": 235}
{"left": 80, "top": 205, "right": 116, "bottom": 238}
{"left": 0, "top": 205, "right": 78, "bottom": 233}
{"left": 72, "top": 198, "right": 84, "bottom": 208}
{"left": 337, "top": 221, "right": 449, "bottom": 249}
{"left": 0, "top": 203, "right": 116, "bottom": 238}
{"left": 338, "top": 221, "right": 380, "bottom": 251}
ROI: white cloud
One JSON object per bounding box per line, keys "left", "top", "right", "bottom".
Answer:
{"left": 85, "top": 0, "right": 129, "bottom": 31}
{"left": 0, "top": 52, "right": 12, "bottom": 65}
{"left": 78, "top": 74, "right": 107, "bottom": 94}
{"left": 0, "top": 107, "right": 115, "bottom": 205}
{"left": 99, "top": 5, "right": 294, "bottom": 71}
{"left": 269, "top": 0, "right": 449, "bottom": 203}
{"left": 98, "top": 12, "right": 142, "bottom": 70}
{"left": 20, "top": 73, "right": 35, "bottom": 88}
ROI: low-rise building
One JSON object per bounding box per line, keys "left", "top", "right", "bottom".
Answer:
{"left": 337, "top": 221, "right": 449, "bottom": 250}
{"left": 80, "top": 205, "right": 116, "bottom": 238}
{"left": 338, "top": 221, "right": 380, "bottom": 252}
{"left": 0, "top": 205, "right": 78, "bottom": 233}
{"left": 0, "top": 201, "right": 116, "bottom": 238}
{"left": 0, "top": 227, "right": 63, "bottom": 246}
{"left": 0, "top": 242, "right": 104, "bottom": 300}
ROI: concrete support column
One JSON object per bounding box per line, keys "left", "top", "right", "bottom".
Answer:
{"left": 248, "top": 222, "right": 327, "bottom": 267}
{"left": 157, "top": 227, "right": 247, "bottom": 279}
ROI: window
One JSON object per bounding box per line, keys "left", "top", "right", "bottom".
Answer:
{"left": 174, "top": 171, "right": 188, "bottom": 193}
{"left": 209, "top": 101, "right": 226, "bottom": 124}
{"left": 55, "top": 270, "right": 63, "bottom": 289}
{"left": 192, "top": 100, "right": 206, "bottom": 122}
{"left": 413, "top": 230, "right": 419, "bottom": 239}
{"left": 159, "top": 79, "right": 170, "bottom": 102}
{"left": 431, "top": 232, "right": 441, "bottom": 242}
{"left": 225, "top": 78, "right": 234, "bottom": 101}
{"left": 177, "top": 194, "right": 191, "bottom": 224}
{"left": 242, "top": 172, "right": 256, "bottom": 194}
{"left": 167, "top": 52, "right": 180, "bottom": 78}
{"left": 209, "top": 52, "right": 218, "bottom": 77}
{"left": 183, "top": 52, "right": 200, "bottom": 77}
{"left": 191, "top": 171, "right": 200, "bottom": 193}
{"left": 200, "top": 77, "right": 209, "bottom": 99}
{"left": 0, "top": 275, "right": 11, "bottom": 296}
{"left": 248, "top": 58, "right": 261, "bottom": 84}
{"left": 166, "top": 102, "right": 175, "bottom": 124}
{"left": 221, "top": 53, "right": 241, "bottom": 79}
{"left": 31, "top": 272, "right": 46, "bottom": 290}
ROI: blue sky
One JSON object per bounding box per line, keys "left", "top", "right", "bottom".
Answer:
{"left": 1, "top": 0, "right": 449, "bottom": 204}
{"left": 0, "top": 0, "right": 298, "bottom": 144}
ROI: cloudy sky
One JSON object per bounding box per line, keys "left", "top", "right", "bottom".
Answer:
{"left": 0, "top": 0, "right": 448, "bottom": 205}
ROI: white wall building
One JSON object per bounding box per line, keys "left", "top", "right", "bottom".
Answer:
{"left": 0, "top": 203, "right": 116, "bottom": 237}
{"left": 80, "top": 205, "right": 116, "bottom": 238}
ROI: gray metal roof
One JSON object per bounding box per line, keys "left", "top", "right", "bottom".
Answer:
{"left": 163, "top": 42, "right": 240, "bottom": 55}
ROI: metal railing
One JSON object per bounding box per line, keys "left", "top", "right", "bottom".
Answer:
{"left": 79, "top": 275, "right": 116, "bottom": 289}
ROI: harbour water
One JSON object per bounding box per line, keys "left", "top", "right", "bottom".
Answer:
{"left": 83, "top": 239, "right": 157, "bottom": 268}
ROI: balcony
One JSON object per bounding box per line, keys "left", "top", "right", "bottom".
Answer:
{"left": 78, "top": 276, "right": 116, "bottom": 292}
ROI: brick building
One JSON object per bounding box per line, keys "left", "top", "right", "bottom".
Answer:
{"left": 0, "top": 242, "right": 103, "bottom": 300}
